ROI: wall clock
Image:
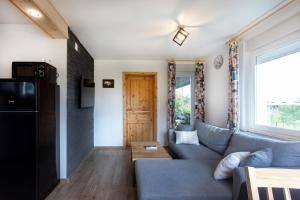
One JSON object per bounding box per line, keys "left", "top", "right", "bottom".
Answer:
{"left": 214, "top": 55, "right": 223, "bottom": 69}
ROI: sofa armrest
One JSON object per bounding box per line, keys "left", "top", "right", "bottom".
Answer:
{"left": 233, "top": 167, "right": 248, "bottom": 200}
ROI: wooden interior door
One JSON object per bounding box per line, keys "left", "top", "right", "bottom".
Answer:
{"left": 123, "top": 73, "right": 157, "bottom": 147}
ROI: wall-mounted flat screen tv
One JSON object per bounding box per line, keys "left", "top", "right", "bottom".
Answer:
{"left": 80, "top": 77, "right": 95, "bottom": 108}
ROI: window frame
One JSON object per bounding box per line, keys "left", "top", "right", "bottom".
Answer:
{"left": 244, "top": 42, "right": 300, "bottom": 140}
{"left": 175, "top": 71, "right": 195, "bottom": 126}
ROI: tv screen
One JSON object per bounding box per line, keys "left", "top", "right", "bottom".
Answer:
{"left": 80, "top": 78, "right": 95, "bottom": 108}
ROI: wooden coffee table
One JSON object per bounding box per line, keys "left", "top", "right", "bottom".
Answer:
{"left": 131, "top": 141, "right": 172, "bottom": 162}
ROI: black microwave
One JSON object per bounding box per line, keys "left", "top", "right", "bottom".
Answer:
{"left": 12, "top": 62, "right": 57, "bottom": 84}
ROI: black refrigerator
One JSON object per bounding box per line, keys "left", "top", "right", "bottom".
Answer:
{"left": 0, "top": 79, "right": 60, "bottom": 200}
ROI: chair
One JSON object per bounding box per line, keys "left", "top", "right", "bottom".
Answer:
{"left": 245, "top": 167, "right": 300, "bottom": 200}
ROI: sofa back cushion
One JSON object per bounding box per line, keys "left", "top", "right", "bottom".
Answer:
{"left": 195, "top": 120, "right": 233, "bottom": 155}
{"left": 225, "top": 131, "right": 300, "bottom": 167}
{"left": 176, "top": 124, "right": 195, "bottom": 131}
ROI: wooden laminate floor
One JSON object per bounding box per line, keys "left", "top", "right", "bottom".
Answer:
{"left": 46, "top": 148, "right": 137, "bottom": 200}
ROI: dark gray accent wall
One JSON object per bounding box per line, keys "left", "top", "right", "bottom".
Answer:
{"left": 67, "top": 29, "right": 94, "bottom": 177}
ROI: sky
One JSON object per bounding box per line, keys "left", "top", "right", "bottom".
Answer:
{"left": 256, "top": 51, "right": 300, "bottom": 104}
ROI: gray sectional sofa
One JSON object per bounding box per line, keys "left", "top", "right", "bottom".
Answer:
{"left": 135, "top": 120, "right": 300, "bottom": 200}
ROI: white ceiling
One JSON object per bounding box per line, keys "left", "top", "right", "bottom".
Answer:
{"left": 1, "top": 0, "right": 284, "bottom": 60}
{"left": 0, "top": 0, "right": 30, "bottom": 24}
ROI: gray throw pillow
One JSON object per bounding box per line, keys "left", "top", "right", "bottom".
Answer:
{"left": 240, "top": 148, "right": 273, "bottom": 167}
{"left": 195, "top": 120, "right": 233, "bottom": 154}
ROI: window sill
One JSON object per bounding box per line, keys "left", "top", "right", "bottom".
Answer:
{"left": 247, "top": 125, "right": 300, "bottom": 141}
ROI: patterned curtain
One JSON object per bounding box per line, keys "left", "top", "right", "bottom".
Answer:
{"left": 195, "top": 62, "right": 205, "bottom": 122}
{"left": 227, "top": 41, "right": 239, "bottom": 129}
{"left": 167, "top": 62, "right": 176, "bottom": 129}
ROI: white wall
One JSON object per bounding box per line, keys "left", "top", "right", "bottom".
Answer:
{"left": 205, "top": 45, "right": 229, "bottom": 127}
{"left": 94, "top": 60, "right": 167, "bottom": 146}
{"left": 94, "top": 58, "right": 231, "bottom": 146}
{"left": 0, "top": 24, "right": 68, "bottom": 178}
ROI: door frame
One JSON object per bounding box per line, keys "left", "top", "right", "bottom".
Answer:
{"left": 122, "top": 72, "right": 157, "bottom": 147}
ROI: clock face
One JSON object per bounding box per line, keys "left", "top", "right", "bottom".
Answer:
{"left": 214, "top": 55, "right": 223, "bottom": 69}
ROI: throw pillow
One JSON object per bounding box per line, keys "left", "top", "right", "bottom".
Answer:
{"left": 240, "top": 148, "right": 273, "bottom": 167}
{"left": 175, "top": 130, "right": 200, "bottom": 145}
{"left": 214, "top": 152, "right": 250, "bottom": 180}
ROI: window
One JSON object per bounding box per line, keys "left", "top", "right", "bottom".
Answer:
{"left": 254, "top": 41, "right": 300, "bottom": 132}
{"left": 175, "top": 72, "right": 194, "bottom": 126}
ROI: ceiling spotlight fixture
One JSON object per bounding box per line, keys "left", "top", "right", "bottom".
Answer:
{"left": 173, "top": 27, "right": 189, "bottom": 46}
{"left": 27, "top": 9, "right": 43, "bottom": 18}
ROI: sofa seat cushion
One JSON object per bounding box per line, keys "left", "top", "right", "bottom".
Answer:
{"left": 135, "top": 160, "right": 232, "bottom": 200}
{"left": 169, "top": 140, "right": 222, "bottom": 160}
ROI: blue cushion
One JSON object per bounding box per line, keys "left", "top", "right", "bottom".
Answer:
{"left": 239, "top": 148, "right": 273, "bottom": 167}
{"left": 195, "top": 121, "right": 233, "bottom": 154}
{"left": 225, "top": 131, "right": 300, "bottom": 167}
